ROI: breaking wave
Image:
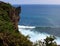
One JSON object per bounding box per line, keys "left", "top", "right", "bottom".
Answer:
{"left": 18, "top": 25, "right": 60, "bottom": 45}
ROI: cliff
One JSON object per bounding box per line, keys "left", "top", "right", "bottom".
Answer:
{"left": 0, "top": 1, "right": 21, "bottom": 31}
{"left": 0, "top": 1, "right": 33, "bottom": 46}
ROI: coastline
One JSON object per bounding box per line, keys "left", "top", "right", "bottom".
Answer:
{"left": 18, "top": 25, "right": 60, "bottom": 45}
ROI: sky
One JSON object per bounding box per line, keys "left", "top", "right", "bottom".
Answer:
{"left": 0, "top": 0, "right": 60, "bottom": 5}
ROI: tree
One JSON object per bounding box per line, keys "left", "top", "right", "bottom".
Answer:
{"left": 33, "top": 36, "right": 57, "bottom": 46}
{"left": 44, "top": 35, "right": 57, "bottom": 46}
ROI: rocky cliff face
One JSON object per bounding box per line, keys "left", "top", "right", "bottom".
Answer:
{"left": 0, "top": 1, "right": 33, "bottom": 46}
{"left": 9, "top": 5, "right": 21, "bottom": 31}
{"left": 0, "top": 1, "right": 21, "bottom": 31}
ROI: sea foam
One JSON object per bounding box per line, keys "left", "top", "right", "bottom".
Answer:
{"left": 18, "top": 25, "right": 60, "bottom": 45}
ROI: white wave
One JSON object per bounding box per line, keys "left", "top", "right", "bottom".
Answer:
{"left": 18, "top": 25, "right": 35, "bottom": 29}
{"left": 18, "top": 25, "right": 60, "bottom": 45}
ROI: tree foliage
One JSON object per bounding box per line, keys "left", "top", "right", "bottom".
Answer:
{"left": 33, "top": 36, "right": 57, "bottom": 46}
{"left": 44, "top": 35, "right": 57, "bottom": 46}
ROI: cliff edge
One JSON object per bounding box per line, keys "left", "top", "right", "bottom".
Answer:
{"left": 0, "top": 1, "right": 21, "bottom": 31}
{"left": 0, "top": 1, "right": 33, "bottom": 46}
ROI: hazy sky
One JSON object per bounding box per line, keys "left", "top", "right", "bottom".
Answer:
{"left": 0, "top": 0, "right": 60, "bottom": 4}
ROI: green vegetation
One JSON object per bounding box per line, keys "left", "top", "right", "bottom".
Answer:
{"left": 44, "top": 36, "right": 57, "bottom": 46}
{"left": 33, "top": 36, "right": 57, "bottom": 46}
{"left": 0, "top": 1, "right": 58, "bottom": 46}
{"left": 0, "top": 1, "right": 33, "bottom": 46}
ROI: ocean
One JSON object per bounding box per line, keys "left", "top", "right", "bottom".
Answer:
{"left": 17, "top": 5, "right": 60, "bottom": 45}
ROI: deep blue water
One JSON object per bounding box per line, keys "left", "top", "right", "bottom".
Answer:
{"left": 19, "top": 5, "right": 60, "bottom": 27}
{"left": 18, "top": 5, "right": 60, "bottom": 37}
{"left": 17, "top": 5, "right": 60, "bottom": 44}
